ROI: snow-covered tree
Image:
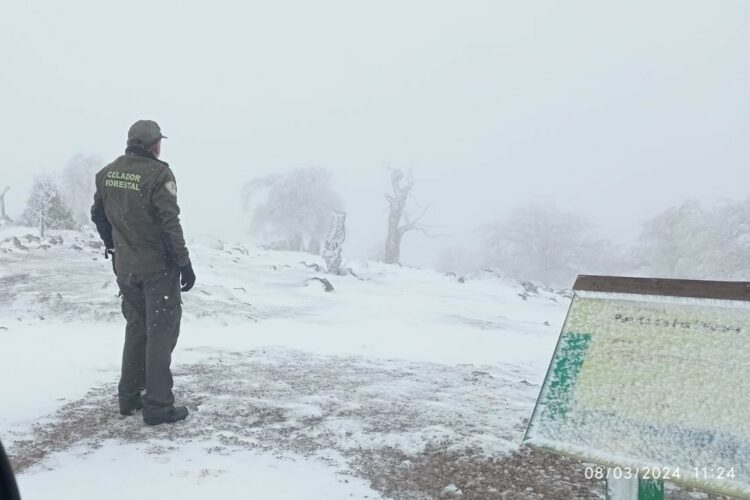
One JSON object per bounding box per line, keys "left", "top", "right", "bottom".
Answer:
{"left": 712, "top": 199, "right": 750, "bottom": 280}
{"left": 383, "top": 169, "right": 435, "bottom": 264}
{"left": 60, "top": 154, "right": 102, "bottom": 226}
{"left": 632, "top": 199, "right": 750, "bottom": 280}
{"left": 481, "top": 205, "right": 616, "bottom": 287}
{"left": 631, "top": 200, "right": 705, "bottom": 278}
{"left": 20, "top": 176, "right": 77, "bottom": 230}
{"left": 242, "top": 167, "right": 343, "bottom": 253}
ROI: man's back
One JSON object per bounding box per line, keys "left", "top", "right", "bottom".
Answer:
{"left": 92, "top": 148, "right": 189, "bottom": 275}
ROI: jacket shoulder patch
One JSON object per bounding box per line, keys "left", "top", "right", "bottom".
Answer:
{"left": 165, "top": 180, "right": 177, "bottom": 197}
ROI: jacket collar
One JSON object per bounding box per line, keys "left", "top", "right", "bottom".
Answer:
{"left": 125, "top": 146, "right": 169, "bottom": 166}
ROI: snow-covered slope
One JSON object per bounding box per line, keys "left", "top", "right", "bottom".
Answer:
{"left": 0, "top": 228, "right": 607, "bottom": 499}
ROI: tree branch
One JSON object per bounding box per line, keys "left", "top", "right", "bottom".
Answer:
{"left": 399, "top": 204, "right": 444, "bottom": 238}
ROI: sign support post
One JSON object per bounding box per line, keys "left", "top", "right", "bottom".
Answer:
{"left": 605, "top": 476, "right": 664, "bottom": 500}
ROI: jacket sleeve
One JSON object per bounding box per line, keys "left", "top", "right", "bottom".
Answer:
{"left": 152, "top": 167, "right": 190, "bottom": 267}
{"left": 90, "top": 174, "right": 114, "bottom": 249}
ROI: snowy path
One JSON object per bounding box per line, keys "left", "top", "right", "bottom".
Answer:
{"left": 8, "top": 347, "right": 599, "bottom": 499}
{"left": 10, "top": 348, "right": 538, "bottom": 469}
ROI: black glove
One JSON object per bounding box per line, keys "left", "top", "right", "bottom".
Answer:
{"left": 180, "top": 261, "right": 196, "bottom": 292}
{"left": 105, "top": 248, "right": 116, "bottom": 275}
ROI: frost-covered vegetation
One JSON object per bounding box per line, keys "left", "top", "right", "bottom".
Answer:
{"left": 19, "top": 177, "right": 77, "bottom": 230}
{"left": 477, "top": 206, "right": 616, "bottom": 288}
{"left": 241, "top": 167, "right": 343, "bottom": 254}
{"left": 440, "top": 200, "right": 750, "bottom": 288}
{"left": 12, "top": 154, "right": 101, "bottom": 232}
{"left": 9, "top": 155, "right": 750, "bottom": 288}
{"left": 630, "top": 199, "right": 750, "bottom": 281}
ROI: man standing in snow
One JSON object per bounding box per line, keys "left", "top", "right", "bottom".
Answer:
{"left": 91, "top": 120, "right": 195, "bottom": 425}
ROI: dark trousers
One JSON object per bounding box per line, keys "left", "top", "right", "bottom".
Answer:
{"left": 116, "top": 268, "right": 182, "bottom": 418}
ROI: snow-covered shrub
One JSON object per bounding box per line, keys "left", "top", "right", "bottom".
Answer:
{"left": 20, "top": 176, "right": 77, "bottom": 230}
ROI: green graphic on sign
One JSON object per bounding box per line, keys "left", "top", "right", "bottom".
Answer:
{"left": 543, "top": 333, "right": 591, "bottom": 422}
{"left": 525, "top": 292, "right": 750, "bottom": 499}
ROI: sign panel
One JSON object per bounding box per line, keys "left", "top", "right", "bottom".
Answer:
{"left": 525, "top": 277, "right": 750, "bottom": 498}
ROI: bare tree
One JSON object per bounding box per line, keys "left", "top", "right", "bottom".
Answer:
{"left": 383, "top": 169, "right": 434, "bottom": 264}
{"left": 322, "top": 211, "right": 346, "bottom": 274}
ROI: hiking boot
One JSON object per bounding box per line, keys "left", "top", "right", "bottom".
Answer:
{"left": 143, "top": 406, "right": 189, "bottom": 426}
{"left": 119, "top": 394, "right": 144, "bottom": 416}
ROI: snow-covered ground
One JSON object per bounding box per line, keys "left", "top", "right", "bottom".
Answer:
{"left": 0, "top": 228, "right": 714, "bottom": 499}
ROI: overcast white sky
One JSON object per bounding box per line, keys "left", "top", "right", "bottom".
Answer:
{"left": 1, "top": 0, "right": 748, "bottom": 266}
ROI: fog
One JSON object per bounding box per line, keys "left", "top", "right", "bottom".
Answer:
{"left": 1, "top": 0, "right": 749, "bottom": 268}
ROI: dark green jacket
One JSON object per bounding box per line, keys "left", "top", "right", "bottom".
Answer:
{"left": 91, "top": 147, "right": 190, "bottom": 275}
